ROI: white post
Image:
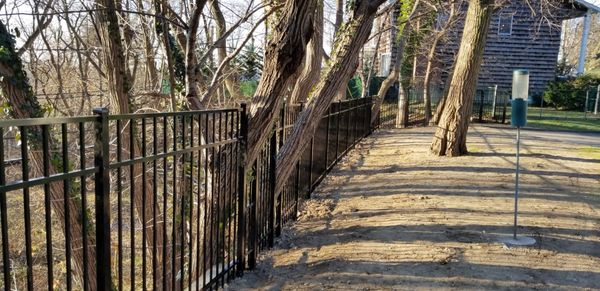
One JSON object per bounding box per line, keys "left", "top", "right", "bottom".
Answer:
{"left": 577, "top": 11, "right": 591, "bottom": 75}
{"left": 595, "top": 84, "right": 599, "bottom": 115}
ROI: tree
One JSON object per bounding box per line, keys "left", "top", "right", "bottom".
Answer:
{"left": 245, "top": 0, "right": 317, "bottom": 167}
{"left": 289, "top": 1, "right": 324, "bottom": 104}
{"left": 209, "top": 0, "right": 243, "bottom": 99}
{"left": 370, "top": 0, "right": 421, "bottom": 126}
{"left": 237, "top": 43, "right": 263, "bottom": 81}
{"left": 0, "top": 19, "right": 97, "bottom": 288}
{"left": 274, "top": 0, "right": 387, "bottom": 195}
{"left": 422, "top": 0, "right": 461, "bottom": 124}
{"left": 430, "top": 0, "right": 494, "bottom": 156}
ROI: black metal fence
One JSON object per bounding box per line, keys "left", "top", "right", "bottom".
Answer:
{"left": 378, "top": 87, "right": 509, "bottom": 128}
{"left": 0, "top": 97, "right": 373, "bottom": 290}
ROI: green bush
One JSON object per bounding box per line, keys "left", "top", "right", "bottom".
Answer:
{"left": 240, "top": 80, "right": 258, "bottom": 98}
{"left": 543, "top": 74, "right": 600, "bottom": 110}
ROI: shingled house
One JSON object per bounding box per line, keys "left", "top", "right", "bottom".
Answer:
{"left": 372, "top": 0, "right": 600, "bottom": 95}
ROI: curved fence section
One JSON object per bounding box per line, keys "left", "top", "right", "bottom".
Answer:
{"left": 0, "top": 97, "right": 374, "bottom": 290}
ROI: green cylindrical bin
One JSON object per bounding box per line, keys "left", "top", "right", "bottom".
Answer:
{"left": 511, "top": 99, "right": 527, "bottom": 127}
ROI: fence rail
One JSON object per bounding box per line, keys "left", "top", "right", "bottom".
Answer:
{"left": 0, "top": 97, "right": 373, "bottom": 290}
{"left": 377, "top": 87, "right": 509, "bottom": 128}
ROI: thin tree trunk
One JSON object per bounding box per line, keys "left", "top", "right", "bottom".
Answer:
{"left": 136, "top": 0, "right": 159, "bottom": 90}
{"left": 397, "top": 81, "right": 409, "bottom": 127}
{"left": 431, "top": 0, "right": 494, "bottom": 156}
{"left": 156, "top": 0, "right": 178, "bottom": 111}
{"left": 184, "top": 0, "right": 209, "bottom": 110}
{"left": 370, "top": 0, "right": 419, "bottom": 126}
{"left": 424, "top": 2, "right": 457, "bottom": 124}
{"left": 334, "top": 0, "right": 344, "bottom": 38}
{"left": 362, "top": 16, "right": 386, "bottom": 98}
{"left": 209, "top": 0, "right": 243, "bottom": 100}
{"left": 274, "top": 0, "right": 386, "bottom": 196}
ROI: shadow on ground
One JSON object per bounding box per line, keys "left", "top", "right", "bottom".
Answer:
{"left": 227, "top": 125, "right": 600, "bottom": 291}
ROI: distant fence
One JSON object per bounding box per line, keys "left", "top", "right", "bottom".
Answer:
{"left": 0, "top": 97, "right": 373, "bottom": 290}
{"left": 377, "top": 86, "right": 509, "bottom": 128}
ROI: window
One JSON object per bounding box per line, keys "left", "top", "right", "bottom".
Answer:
{"left": 379, "top": 53, "right": 391, "bottom": 76}
{"left": 436, "top": 12, "right": 449, "bottom": 30}
{"left": 498, "top": 13, "right": 513, "bottom": 36}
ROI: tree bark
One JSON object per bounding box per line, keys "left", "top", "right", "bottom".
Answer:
{"left": 184, "top": 0, "right": 209, "bottom": 110}
{"left": 396, "top": 81, "right": 409, "bottom": 127}
{"left": 430, "top": 0, "right": 494, "bottom": 156}
{"left": 335, "top": 0, "right": 344, "bottom": 35}
{"left": 246, "top": 0, "right": 316, "bottom": 167}
{"left": 274, "top": 0, "right": 386, "bottom": 195}
{"left": 289, "top": 2, "right": 324, "bottom": 104}
{"left": 96, "top": 0, "right": 171, "bottom": 285}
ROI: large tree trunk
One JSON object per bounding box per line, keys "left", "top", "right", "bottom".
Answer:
{"left": 370, "top": 0, "right": 419, "bottom": 126}
{"left": 246, "top": 0, "right": 316, "bottom": 167}
{"left": 275, "top": 0, "right": 386, "bottom": 195}
{"left": 0, "top": 20, "right": 97, "bottom": 288}
{"left": 289, "top": 3, "right": 324, "bottom": 104}
{"left": 96, "top": 0, "right": 173, "bottom": 286}
{"left": 430, "top": 0, "right": 494, "bottom": 156}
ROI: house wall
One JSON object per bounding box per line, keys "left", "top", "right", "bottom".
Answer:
{"left": 437, "top": 1, "right": 586, "bottom": 95}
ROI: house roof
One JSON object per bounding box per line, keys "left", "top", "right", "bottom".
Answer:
{"left": 575, "top": 0, "right": 600, "bottom": 13}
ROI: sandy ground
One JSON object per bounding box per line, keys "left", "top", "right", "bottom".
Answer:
{"left": 226, "top": 125, "right": 600, "bottom": 290}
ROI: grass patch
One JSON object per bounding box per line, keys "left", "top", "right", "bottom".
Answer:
{"left": 578, "top": 147, "right": 600, "bottom": 160}
{"left": 524, "top": 108, "right": 600, "bottom": 132}
{"left": 525, "top": 118, "right": 600, "bottom": 132}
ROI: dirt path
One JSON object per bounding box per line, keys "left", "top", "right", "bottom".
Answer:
{"left": 227, "top": 125, "right": 600, "bottom": 290}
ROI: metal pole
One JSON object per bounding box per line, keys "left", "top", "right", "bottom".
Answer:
{"left": 514, "top": 126, "right": 520, "bottom": 239}
{"left": 93, "top": 108, "right": 111, "bottom": 290}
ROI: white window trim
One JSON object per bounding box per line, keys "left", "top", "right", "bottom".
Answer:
{"left": 498, "top": 13, "right": 513, "bottom": 36}
{"left": 380, "top": 53, "right": 391, "bottom": 76}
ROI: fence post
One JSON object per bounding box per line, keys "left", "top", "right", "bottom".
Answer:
{"left": 335, "top": 102, "right": 341, "bottom": 160}
{"left": 247, "top": 159, "right": 258, "bottom": 270}
{"left": 325, "top": 106, "right": 330, "bottom": 169}
{"left": 492, "top": 85, "right": 498, "bottom": 120}
{"left": 0, "top": 128, "right": 10, "bottom": 290}
{"left": 307, "top": 138, "right": 314, "bottom": 198}
{"left": 280, "top": 104, "right": 286, "bottom": 146}
{"left": 294, "top": 159, "right": 300, "bottom": 220}
{"left": 268, "top": 131, "right": 277, "bottom": 247}
{"left": 93, "top": 108, "right": 111, "bottom": 290}
{"left": 368, "top": 98, "right": 373, "bottom": 135}
{"left": 478, "top": 90, "right": 484, "bottom": 122}
{"left": 236, "top": 103, "right": 248, "bottom": 276}
{"left": 502, "top": 94, "right": 508, "bottom": 124}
